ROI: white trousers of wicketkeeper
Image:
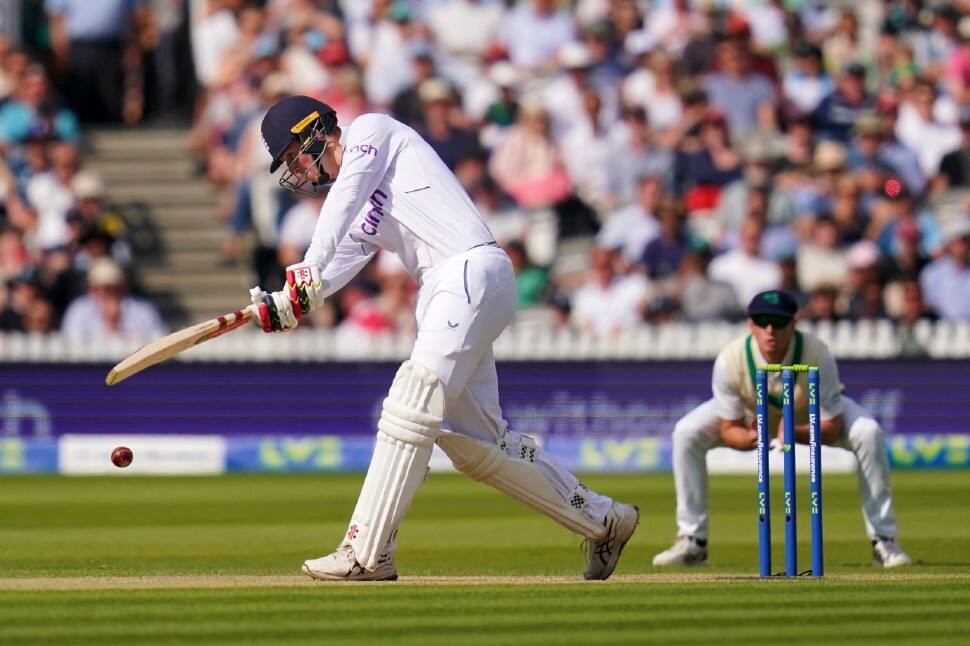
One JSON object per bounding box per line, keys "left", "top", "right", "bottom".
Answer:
{"left": 672, "top": 397, "right": 900, "bottom": 540}
{"left": 346, "top": 244, "right": 614, "bottom": 569}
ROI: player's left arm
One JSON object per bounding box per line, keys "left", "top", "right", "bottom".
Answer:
{"left": 251, "top": 115, "right": 393, "bottom": 332}
{"left": 304, "top": 114, "right": 393, "bottom": 272}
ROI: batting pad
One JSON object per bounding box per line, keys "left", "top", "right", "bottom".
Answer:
{"left": 348, "top": 360, "right": 444, "bottom": 571}
{"left": 438, "top": 432, "right": 607, "bottom": 540}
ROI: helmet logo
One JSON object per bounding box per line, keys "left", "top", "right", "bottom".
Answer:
{"left": 290, "top": 111, "right": 321, "bottom": 143}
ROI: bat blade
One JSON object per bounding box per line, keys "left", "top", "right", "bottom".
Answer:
{"left": 105, "top": 305, "right": 256, "bottom": 385}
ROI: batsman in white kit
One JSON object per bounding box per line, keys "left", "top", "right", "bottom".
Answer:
{"left": 652, "top": 290, "right": 912, "bottom": 569}
{"left": 251, "top": 96, "right": 639, "bottom": 581}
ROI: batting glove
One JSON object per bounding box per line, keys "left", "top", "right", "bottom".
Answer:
{"left": 250, "top": 262, "right": 326, "bottom": 333}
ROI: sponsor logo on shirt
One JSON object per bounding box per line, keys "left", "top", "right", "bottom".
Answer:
{"left": 361, "top": 189, "right": 388, "bottom": 236}
{"left": 348, "top": 143, "right": 378, "bottom": 157}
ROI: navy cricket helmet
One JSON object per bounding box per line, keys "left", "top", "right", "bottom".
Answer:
{"left": 261, "top": 95, "right": 339, "bottom": 195}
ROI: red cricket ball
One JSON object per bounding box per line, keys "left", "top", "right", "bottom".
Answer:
{"left": 111, "top": 446, "right": 134, "bottom": 468}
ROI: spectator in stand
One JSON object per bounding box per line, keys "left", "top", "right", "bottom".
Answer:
{"left": 0, "top": 226, "right": 30, "bottom": 283}
{"left": 571, "top": 246, "right": 649, "bottom": 337}
{"left": 813, "top": 63, "right": 875, "bottom": 143}
{"left": 45, "top": 0, "right": 153, "bottom": 123}
{"left": 909, "top": 4, "right": 960, "bottom": 80}
{"left": 629, "top": 0, "right": 702, "bottom": 59}
{"left": 945, "top": 17, "right": 970, "bottom": 105}
{"left": 708, "top": 216, "right": 782, "bottom": 307}
{"left": 804, "top": 285, "right": 841, "bottom": 321}
{"left": 621, "top": 50, "right": 684, "bottom": 136}
{"left": 277, "top": 194, "right": 325, "bottom": 268}
{"left": 782, "top": 42, "right": 833, "bottom": 118}
{"left": 797, "top": 216, "right": 849, "bottom": 294}
{"left": 741, "top": 0, "right": 788, "bottom": 54}
{"left": 920, "top": 216, "right": 970, "bottom": 321}
{"left": 775, "top": 114, "right": 815, "bottom": 177}
{"left": 189, "top": 0, "right": 241, "bottom": 93}
{"left": 828, "top": 175, "right": 866, "bottom": 244}
{"left": 895, "top": 79, "right": 962, "bottom": 178}
{"left": 881, "top": 218, "right": 928, "bottom": 286}
{"left": 639, "top": 197, "right": 691, "bottom": 281}
{"left": 416, "top": 78, "right": 479, "bottom": 171}
{"left": 561, "top": 89, "right": 615, "bottom": 214}
{"left": 21, "top": 292, "right": 56, "bottom": 334}
{"left": 0, "top": 42, "right": 28, "bottom": 102}
{"left": 427, "top": 0, "right": 505, "bottom": 89}
{"left": 488, "top": 101, "right": 571, "bottom": 210}
{"left": 717, "top": 135, "right": 794, "bottom": 237}
{"left": 597, "top": 172, "right": 661, "bottom": 266}
{"left": 844, "top": 239, "right": 887, "bottom": 320}
{"left": 0, "top": 64, "right": 79, "bottom": 145}
{"left": 504, "top": 240, "right": 549, "bottom": 309}
{"left": 606, "top": 106, "right": 673, "bottom": 205}
{"left": 61, "top": 258, "right": 165, "bottom": 343}
{"left": 67, "top": 171, "right": 131, "bottom": 270}
{"left": 676, "top": 241, "right": 741, "bottom": 322}
{"left": 500, "top": 0, "right": 575, "bottom": 74}
{"left": 848, "top": 113, "right": 925, "bottom": 198}
{"left": 775, "top": 244, "right": 808, "bottom": 309}
{"left": 673, "top": 111, "right": 742, "bottom": 214}
{"left": 822, "top": 9, "right": 864, "bottom": 75}
{"left": 391, "top": 50, "right": 437, "bottom": 130}
{"left": 892, "top": 279, "right": 934, "bottom": 357}
{"left": 788, "top": 140, "right": 847, "bottom": 222}
{"left": 24, "top": 141, "right": 87, "bottom": 251}
{"left": 543, "top": 41, "right": 616, "bottom": 141}
{"left": 870, "top": 180, "right": 943, "bottom": 261}
{"left": 358, "top": 1, "right": 425, "bottom": 108}
{"left": 935, "top": 107, "right": 970, "bottom": 192}
{"left": 0, "top": 271, "right": 46, "bottom": 331}
{"left": 703, "top": 39, "right": 776, "bottom": 138}
{"left": 335, "top": 251, "right": 417, "bottom": 346}
{"left": 476, "top": 62, "right": 521, "bottom": 148}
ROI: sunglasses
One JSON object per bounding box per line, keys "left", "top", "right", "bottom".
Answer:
{"left": 752, "top": 315, "right": 793, "bottom": 329}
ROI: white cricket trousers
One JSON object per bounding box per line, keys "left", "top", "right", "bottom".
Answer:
{"left": 671, "top": 397, "right": 900, "bottom": 540}
{"left": 411, "top": 245, "right": 613, "bottom": 522}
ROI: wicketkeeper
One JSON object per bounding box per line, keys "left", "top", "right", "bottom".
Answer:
{"left": 251, "top": 96, "right": 639, "bottom": 581}
{"left": 652, "top": 290, "right": 912, "bottom": 568}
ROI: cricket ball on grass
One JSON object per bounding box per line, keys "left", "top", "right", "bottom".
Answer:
{"left": 111, "top": 446, "right": 134, "bottom": 468}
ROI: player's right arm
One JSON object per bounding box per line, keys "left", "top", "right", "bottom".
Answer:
{"left": 712, "top": 353, "right": 758, "bottom": 450}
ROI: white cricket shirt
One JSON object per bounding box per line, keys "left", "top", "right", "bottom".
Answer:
{"left": 303, "top": 113, "right": 494, "bottom": 295}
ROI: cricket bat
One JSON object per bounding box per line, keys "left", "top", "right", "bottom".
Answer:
{"left": 105, "top": 305, "right": 257, "bottom": 385}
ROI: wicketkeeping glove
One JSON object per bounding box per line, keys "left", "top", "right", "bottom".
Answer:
{"left": 250, "top": 262, "right": 326, "bottom": 333}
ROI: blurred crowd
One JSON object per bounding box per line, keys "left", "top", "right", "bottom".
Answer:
{"left": 0, "top": 0, "right": 167, "bottom": 342}
{"left": 194, "top": 0, "right": 970, "bottom": 341}
{"left": 3, "top": 0, "right": 970, "bottom": 346}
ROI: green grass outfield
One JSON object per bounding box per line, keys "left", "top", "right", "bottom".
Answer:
{"left": 1, "top": 471, "right": 968, "bottom": 644}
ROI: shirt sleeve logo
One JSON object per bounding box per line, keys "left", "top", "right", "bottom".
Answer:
{"left": 348, "top": 143, "right": 378, "bottom": 157}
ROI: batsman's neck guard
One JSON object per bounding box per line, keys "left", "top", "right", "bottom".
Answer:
{"left": 279, "top": 110, "right": 339, "bottom": 197}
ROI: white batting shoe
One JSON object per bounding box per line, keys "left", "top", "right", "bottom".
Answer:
{"left": 583, "top": 502, "right": 640, "bottom": 580}
{"left": 652, "top": 535, "right": 708, "bottom": 566}
{"left": 872, "top": 537, "right": 912, "bottom": 568}
{"left": 302, "top": 544, "right": 398, "bottom": 581}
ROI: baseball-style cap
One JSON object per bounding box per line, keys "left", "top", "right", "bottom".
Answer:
{"left": 260, "top": 96, "right": 336, "bottom": 172}
{"left": 747, "top": 290, "right": 799, "bottom": 320}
